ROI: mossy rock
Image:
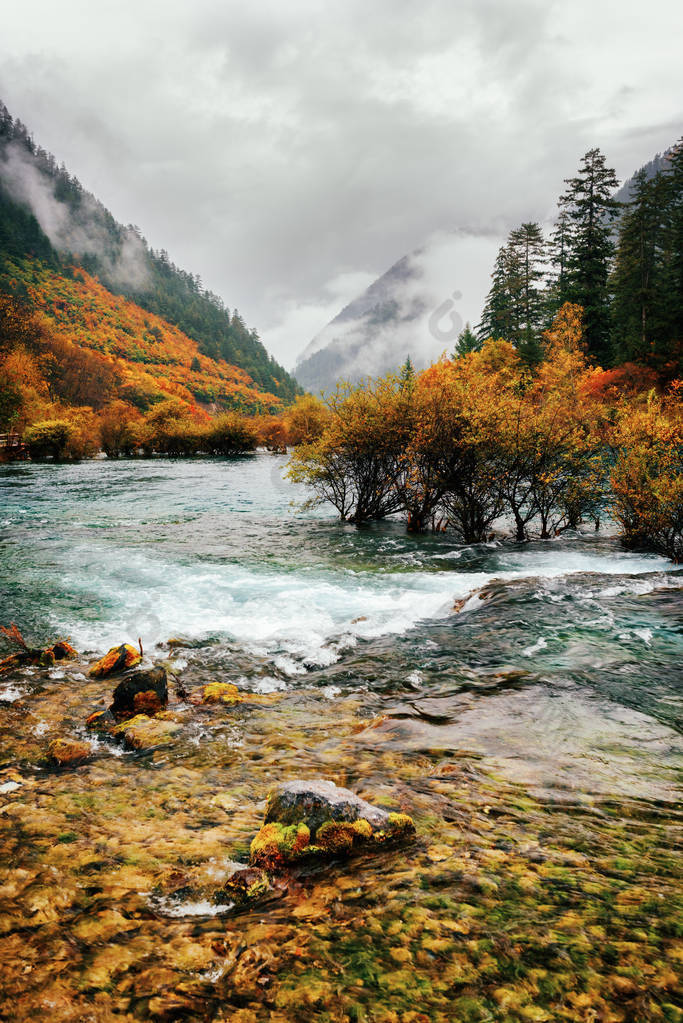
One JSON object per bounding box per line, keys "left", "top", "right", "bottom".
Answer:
{"left": 47, "top": 738, "right": 92, "bottom": 767}
{"left": 250, "top": 779, "right": 415, "bottom": 870}
{"left": 110, "top": 666, "right": 168, "bottom": 717}
{"left": 49, "top": 640, "right": 77, "bottom": 660}
{"left": 188, "top": 681, "right": 280, "bottom": 706}
{"left": 218, "top": 864, "right": 272, "bottom": 906}
{"left": 88, "top": 643, "right": 141, "bottom": 678}
{"left": 111, "top": 714, "right": 181, "bottom": 751}
{"left": 250, "top": 822, "right": 312, "bottom": 869}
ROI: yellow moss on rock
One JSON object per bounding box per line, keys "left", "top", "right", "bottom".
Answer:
{"left": 47, "top": 738, "right": 91, "bottom": 767}
{"left": 250, "top": 822, "right": 311, "bottom": 868}
{"left": 189, "top": 681, "right": 282, "bottom": 706}
{"left": 315, "top": 818, "right": 374, "bottom": 854}
{"left": 88, "top": 643, "right": 141, "bottom": 678}
{"left": 111, "top": 714, "right": 181, "bottom": 751}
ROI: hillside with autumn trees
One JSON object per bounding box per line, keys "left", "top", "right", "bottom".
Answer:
{"left": 0, "top": 100, "right": 300, "bottom": 422}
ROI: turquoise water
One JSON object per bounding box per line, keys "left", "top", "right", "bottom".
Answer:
{"left": 2, "top": 455, "right": 681, "bottom": 796}
{"left": 0, "top": 456, "right": 682, "bottom": 1021}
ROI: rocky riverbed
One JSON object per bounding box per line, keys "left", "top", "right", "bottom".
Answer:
{"left": 0, "top": 456, "right": 681, "bottom": 1021}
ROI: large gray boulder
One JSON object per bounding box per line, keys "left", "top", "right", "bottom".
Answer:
{"left": 250, "top": 778, "right": 415, "bottom": 870}
{"left": 265, "top": 779, "right": 390, "bottom": 835}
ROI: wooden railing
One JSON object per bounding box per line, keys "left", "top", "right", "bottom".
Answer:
{"left": 0, "top": 433, "right": 28, "bottom": 459}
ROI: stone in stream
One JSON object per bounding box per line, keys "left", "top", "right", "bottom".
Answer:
{"left": 47, "top": 738, "right": 92, "bottom": 767}
{"left": 188, "top": 680, "right": 281, "bottom": 707}
{"left": 88, "top": 643, "right": 142, "bottom": 678}
{"left": 85, "top": 708, "right": 117, "bottom": 733}
{"left": 217, "top": 862, "right": 272, "bottom": 906}
{"left": 250, "top": 779, "right": 416, "bottom": 871}
{"left": 111, "top": 713, "right": 181, "bottom": 751}
{"left": 110, "top": 666, "right": 168, "bottom": 717}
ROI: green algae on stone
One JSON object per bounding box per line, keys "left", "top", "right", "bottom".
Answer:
{"left": 111, "top": 714, "right": 181, "bottom": 751}
{"left": 250, "top": 782, "right": 416, "bottom": 871}
{"left": 250, "top": 822, "right": 312, "bottom": 869}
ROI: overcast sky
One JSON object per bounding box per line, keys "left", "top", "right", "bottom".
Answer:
{"left": 1, "top": 0, "right": 682, "bottom": 368}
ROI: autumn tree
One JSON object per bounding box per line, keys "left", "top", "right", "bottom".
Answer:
{"left": 99, "top": 401, "right": 143, "bottom": 457}
{"left": 610, "top": 384, "right": 683, "bottom": 561}
{"left": 285, "top": 394, "right": 329, "bottom": 446}
{"left": 288, "top": 377, "right": 410, "bottom": 523}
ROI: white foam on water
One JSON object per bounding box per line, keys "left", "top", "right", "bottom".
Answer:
{"left": 153, "top": 897, "right": 234, "bottom": 918}
{"left": 0, "top": 685, "right": 24, "bottom": 703}
{"left": 523, "top": 637, "right": 548, "bottom": 657}
{"left": 49, "top": 543, "right": 678, "bottom": 675}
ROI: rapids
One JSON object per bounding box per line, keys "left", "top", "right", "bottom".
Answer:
{"left": 0, "top": 455, "right": 681, "bottom": 1022}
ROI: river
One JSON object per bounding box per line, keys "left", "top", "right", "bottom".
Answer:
{"left": 0, "top": 455, "right": 681, "bottom": 1021}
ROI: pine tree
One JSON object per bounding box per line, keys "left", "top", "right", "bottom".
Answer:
{"left": 659, "top": 140, "right": 683, "bottom": 359}
{"left": 399, "top": 355, "right": 415, "bottom": 393}
{"left": 558, "top": 148, "right": 621, "bottom": 363}
{"left": 477, "top": 240, "right": 523, "bottom": 344}
{"left": 454, "top": 323, "right": 480, "bottom": 356}
{"left": 546, "top": 209, "right": 573, "bottom": 315}
{"left": 508, "top": 222, "right": 547, "bottom": 364}
{"left": 477, "top": 224, "right": 547, "bottom": 363}
{"left": 611, "top": 168, "right": 668, "bottom": 362}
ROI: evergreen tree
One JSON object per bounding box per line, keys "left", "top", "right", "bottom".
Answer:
{"left": 477, "top": 240, "right": 523, "bottom": 345}
{"left": 658, "top": 140, "right": 683, "bottom": 359}
{"left": 611, "top": 168, "right": 668, "bottom": 362}
{"left": 455, "top": 322, "right": 480, "bottom": 356}
{"left": 399, "top": 355, "right": 415, "bottom": 394}
{"left": 477, "top": 223, "right": 546, "bottom": 364}
{"left": 558, "top": 148, "right": 621, "bottom": 363}
{"left": 546, "top": 209, "right": 573, "bottom": 314}
{"left": 508, "top": 222, "right": 547, "bottom": 364}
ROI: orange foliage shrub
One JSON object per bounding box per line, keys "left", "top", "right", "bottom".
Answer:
{"left": 610, "top": 385, "right": 683, "bottom": 561}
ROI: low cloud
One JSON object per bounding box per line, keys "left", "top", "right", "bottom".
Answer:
{"left": 1, "top": 143, "right": 150, "bottom": 291}
{"left": 0, "top": 0, "right": 681, "bottom": 368}
{"left": 294, "top": 231, "right": 502, "bottom": 386}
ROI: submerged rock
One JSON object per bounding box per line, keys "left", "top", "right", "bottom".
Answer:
{"left": 250, "top": 778, "right": 415, "bottom": 870}
{"left": 47, "top": 738, "right": 92, "bottom": 767}
{"left": 110, "top": 666, "right": 168, "bottom": 718}
{"left": 88, "top": 643, "right": 141, "bottom": 678}
{"left": 217, "top": 863, "right": 272, "bottom": 906}
{"left": 111, "top": 713, "right": 181, "bottom": 751}
{"left": 188, "top": 681, "right": 280, "bottom": 706}
{"left": 85, "top": 708, "right": 117, "bottom": 733}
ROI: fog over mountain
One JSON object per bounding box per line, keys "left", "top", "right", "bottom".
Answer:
{"left": 296, "top": 144, "right": 683, "bottom": 391}
{"left": 1, "top": 0, "right": 681, "bottom": 373}
{"left": 294, "top": 232, "right": 501, "bottom": 391}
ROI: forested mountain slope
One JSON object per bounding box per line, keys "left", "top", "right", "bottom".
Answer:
{"left": 0, "top": 101, "right": 300, "bottom": 405}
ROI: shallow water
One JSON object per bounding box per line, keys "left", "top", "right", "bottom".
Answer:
{"left": 0, "top": 456, "right": 681, "bottom": 1022}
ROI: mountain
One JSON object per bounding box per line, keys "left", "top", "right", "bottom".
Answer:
{"left": 294, "top": 146, "right": 680, "bottom": 393}
{"left": 0, "top": 101, "right": 300, "bottom": 408}
{"left": 613, "top": 150, "right": 673, "bottom": 206}
{"left": 294, "top": 232, "right": 501, "bottom": 392}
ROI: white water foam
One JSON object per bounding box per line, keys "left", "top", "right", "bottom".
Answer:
{"left": 153, "top": 897, "right": 234, "bottom": 918}
{"left": 51, "top": 546, "right": 677, "bottom": 675}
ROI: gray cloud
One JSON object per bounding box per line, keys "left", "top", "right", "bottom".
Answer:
{"left": 1, "top": 0, "right": 681, "bottom": 369}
